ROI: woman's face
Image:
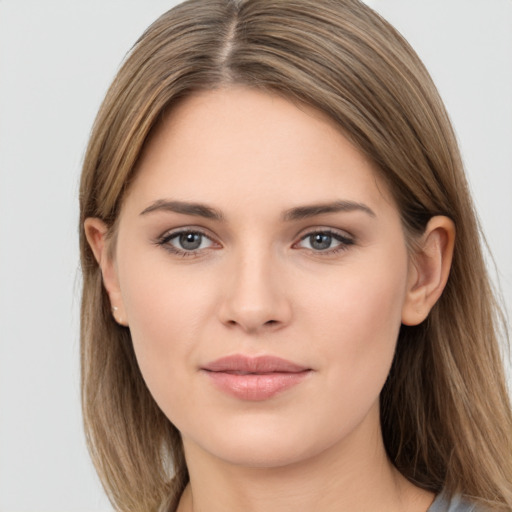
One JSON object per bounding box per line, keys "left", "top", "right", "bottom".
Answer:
{"left": 103, "top": 86, "right": 417, "bottom": 467}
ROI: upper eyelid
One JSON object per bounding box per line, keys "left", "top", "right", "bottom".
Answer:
{"left": 158, "top": 226, "right": 216, "bottom": 242}
{"left": 295, "top": 226, "right": 354, "bottom": 241}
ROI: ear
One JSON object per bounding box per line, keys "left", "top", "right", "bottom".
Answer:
{"left": 84, "top": 218, "right": 128, "bottom": 326}
{"left": 401, "top": 216, "right": 455, "bottom": 326}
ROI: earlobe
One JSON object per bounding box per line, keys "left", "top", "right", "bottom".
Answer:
{"left": 84, "top": 218, "right": 128, "bottom": 327}
{"left": 401, "top": 216, "right": 455, "bottom": 326}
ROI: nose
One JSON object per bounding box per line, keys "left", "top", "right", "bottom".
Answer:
{"left": 218, "top": 248, "right": 292, "bottom": 334}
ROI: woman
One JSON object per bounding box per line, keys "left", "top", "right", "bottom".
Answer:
{"left": 79, "top": 0, "right": 512, "bottom": 511}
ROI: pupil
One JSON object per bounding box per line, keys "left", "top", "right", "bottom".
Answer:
{"left": 311, "top": 233, "right": 331, "bottom": 250}
{"left": 179, "top": 232, "right": 202, "bottom": 250}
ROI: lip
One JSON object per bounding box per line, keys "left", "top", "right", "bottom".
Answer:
{"left": 201, "top": 355, "right": 312, "bottom": 401}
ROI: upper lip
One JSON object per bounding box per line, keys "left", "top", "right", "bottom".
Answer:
{"left": 202, "top": 355, "right": 310, "bottom": 374}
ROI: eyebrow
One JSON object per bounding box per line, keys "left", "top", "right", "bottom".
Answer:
{"left": 140, "top": 199, "right": 224, "bottom": 221}
{"left": 139, "top": 199, "right": 376, "bottom": 222}
{"left": 282, "top": 200, "right": 376, "bottom": 221}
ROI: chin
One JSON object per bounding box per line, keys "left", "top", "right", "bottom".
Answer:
{"left": 204, "top": 437, "right": 317, "bottom": 469}
{"left": 181, "top": 408, "right": 368, "bottom": 471}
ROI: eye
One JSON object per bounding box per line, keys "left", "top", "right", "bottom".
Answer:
{"left": 295, "top": 230, "right": 354, "bottom": 253}
{"left": 156, "top": 229, "right": 218, "bottom": 256}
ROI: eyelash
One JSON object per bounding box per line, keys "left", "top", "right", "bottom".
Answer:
{"left": 155, "top": 228, "right": 216, "bottom": 258}
{"left": 294, "top": 229, "right": 355, "bottom": 255}
{"left": 154, "top": 228, "right": 355, "bottom": 258}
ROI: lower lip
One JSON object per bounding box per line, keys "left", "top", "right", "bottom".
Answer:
{"left": 203, "top": 370, "right": 311, "bottom": 401}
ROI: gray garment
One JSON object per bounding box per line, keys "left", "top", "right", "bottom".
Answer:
{"left": 428, "top": 491, "right": 482, "bottom": 512}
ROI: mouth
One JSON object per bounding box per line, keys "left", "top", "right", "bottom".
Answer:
{"left": 201, "top": 355, "right": 312, "bottom": 401}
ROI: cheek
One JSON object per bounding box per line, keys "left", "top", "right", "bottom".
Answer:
{"left": 115, "top": 246, "right": 218, "bottom": 411}
{"left": 300, "top": 249, "right": 409, "bottom": 401}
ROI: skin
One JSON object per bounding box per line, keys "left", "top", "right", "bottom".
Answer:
{"left": 86, "top": 86, "right": 455, "bottom": 512}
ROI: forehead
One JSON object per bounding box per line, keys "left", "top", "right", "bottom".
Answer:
{"left": 124, "top": 86, "right": 396, "bottom": 217}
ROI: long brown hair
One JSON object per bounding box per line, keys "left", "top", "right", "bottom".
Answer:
{"left": 79, "top": 1, "right": 512, "bottom": 510}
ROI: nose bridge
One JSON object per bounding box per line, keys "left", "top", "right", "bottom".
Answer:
{"left": 219, "top": 239, "right": 291, "bottom": 332}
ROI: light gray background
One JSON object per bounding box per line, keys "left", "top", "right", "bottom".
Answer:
{"left": 0, "top": 1, "right": 511, "bottom": 511}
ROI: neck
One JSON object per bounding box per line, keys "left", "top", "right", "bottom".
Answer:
{"left": 176, "top": 407, "right": 434, "bottom": 512}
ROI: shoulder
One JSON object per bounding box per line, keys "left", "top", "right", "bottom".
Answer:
{"left": 428, "top": 490, "right": 486, "bottom": 512}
